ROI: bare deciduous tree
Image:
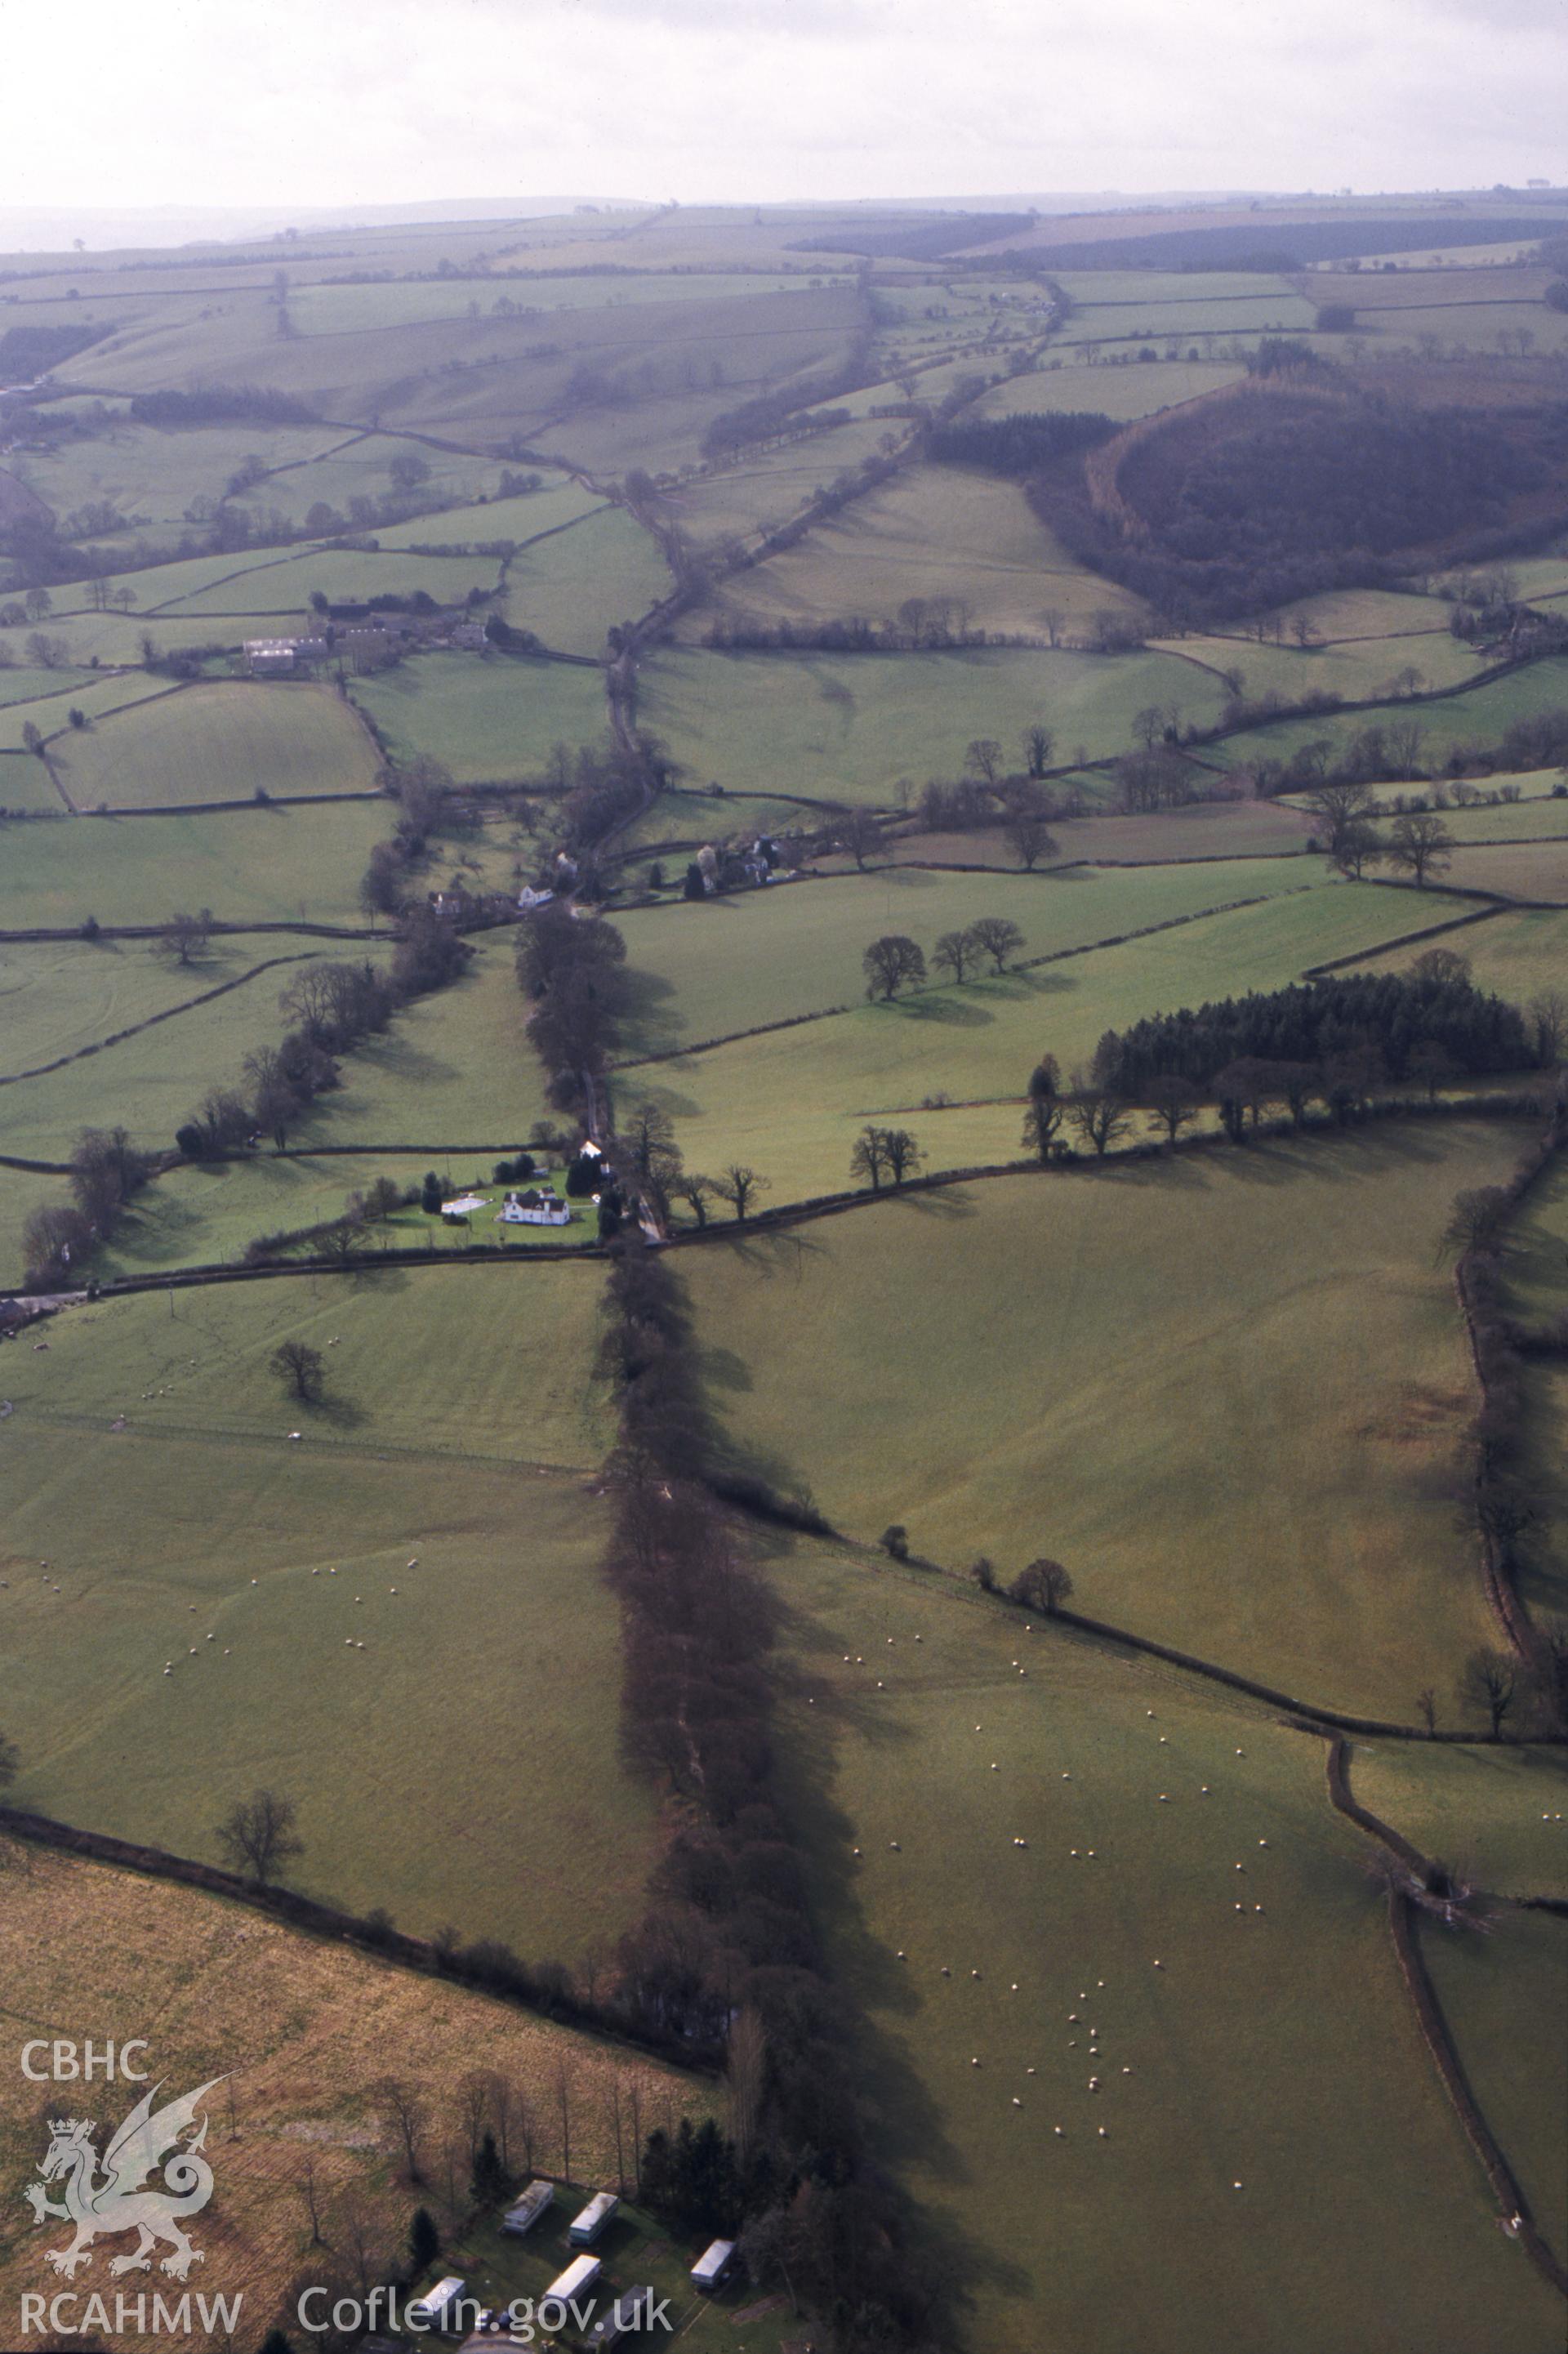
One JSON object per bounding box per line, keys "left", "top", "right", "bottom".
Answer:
{"left": 215, "top": 1789, "right": 303, "bottom": 1887}
{"left": 1456, "top": 1647, "right": 1517, "bottom": 1737}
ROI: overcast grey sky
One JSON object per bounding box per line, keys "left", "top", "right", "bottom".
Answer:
{"left": 2, "top": 0, "right": 1563, "bottom": 218}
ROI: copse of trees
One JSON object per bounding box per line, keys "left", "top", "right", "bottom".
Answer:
{"left": 929, "top": 408, "right": 1116, "bottom": 476}
{"left": 1094, "top": 970, "right": 1535, "bottom": 1099}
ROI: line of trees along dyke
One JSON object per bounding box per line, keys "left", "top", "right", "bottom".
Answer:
{"left": 595, "top": 1233, "right": 942, "bottom": 2347}
{"left": 21, "top": 905, "right": 472, "bottom": 1287}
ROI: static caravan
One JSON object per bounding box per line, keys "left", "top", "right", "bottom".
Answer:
{"left": 689, "top": 2238, "right": 736, "bottom": 2292}
{"left": 501, "top": 2178, "right": 555, "bottom": 2236}
{"left": 408, "top": 2275, "right": 468, "bottom": 2332}
{"left": 543, "top": 2251, "right": 603, "bottom": 2304}
{"left": 568, "top": 2190, "right": 619, "bottom": 2246}
{"left": 583, "top": 2286, "right": 657, "bottom": 2349}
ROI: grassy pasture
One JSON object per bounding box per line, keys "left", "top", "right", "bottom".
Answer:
{"left": 688, "top": 1129, "right": 1523, "bottom": 1717}
{"left": 1348, "top": 1743, "right": 1568, "bottom": 1901}
{"left": 371, "top": 476, "right": 607, "bottom": 550}
{"left": 0, "top": 959, "right": 295, "bottom": 1161}
{"left": 973, "top": 358, "right": 1245, "bottom": 421}
{"left": 617, "top": 881, "right": 1470, "bottom": 1202}
{"left": 0, "top": 936, "right": 284, "bottom": 1080}
{"left": 0, "top": 800, "right": 390, "bottom": 932}
{"left": 160, "top": 546, "right": 503, "bottom": 617}
{"left": 1162, "top": 624, "right": 1488, "bottom": 702}
{"left": 0, "top": 1264, "right": 662, "bottom": 1962}
{"left": 498, "top": 504, "right": 672, "bottom": 654}
{"left": 641, "top": 644, "right": 1227, "bottom": 805}
{"left": 1421, "top": 1909, "right": 1568, "bottom": 2267}
{"left": 0, "top": 664, "right": 97, "bottom": 708}
{"left": 48, "top": 680, "right": 381, "bottom": 810}
{"left": 1052, "top": 294, "right": 1316, "bottom": 344}
{"left": 3, "top": 421, "right": 350, "bottom": 535}
{"left": 1351, "top": 905, "right": 1568, "bottom": 1006}
{"left": 0, "top": 755, "right": 65, "bottom": 814}
{"left": 1435, "top": 840, "right": 1568, "bottom": 901}
{"left": 1400, "top": 791, "right": 1568, "bottom": 842}
{"left": 612, "top": 856, "right": 1331, "bottom": 1054}
{"left": 350, "top": 653, "right": 608, "bottom": 782}
{"left": 285, "top": 937, "right": 549, "bottom": 1151}
{"left": 0, "top": 670, "right": 179, "bottom": 752}
{"left": 680, "top": 461, "right": 1148, "bottom": 644}
{"left": 768, "top": 1548, "right": 1563, "bottom": 2354}
{"left": 662, "top": 420, "right": 902, "bottom": 545}
{"left": 1212, "top": 655, "right": 1568, "bottom": 777}
{"left": 0, "top": 1852, "right": 709, "bottom": 2354}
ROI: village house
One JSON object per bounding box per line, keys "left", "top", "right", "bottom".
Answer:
{"left": 497, "top": 1188, "right": 572, "bottom": 1226}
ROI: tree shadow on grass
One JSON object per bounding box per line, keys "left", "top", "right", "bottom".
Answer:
{"left": 769, "top": 1571, "right": 1034, "bottom": 2335}
{"left": 885, "top": 992, "right": 994, "bottom": 1028}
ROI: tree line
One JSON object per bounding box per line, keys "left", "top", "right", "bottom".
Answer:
{"left": 596, "top": 1234, "right": 942, "bottom": 2344}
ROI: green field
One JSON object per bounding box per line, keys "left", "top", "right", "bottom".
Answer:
{"left": 0, "top": 1264, "right": 658, "bottom": 1963}
{"left": 616, "top": 880, "right": 1480, "bottom": 1201}
{"left": 371, "top": 475, "right": 607, "bottom": 551}
{"left": 0, "top": 800, "right": 390, "bottom": 931}
{"left": 973, "top": 358, "right": 1246, "bottom": 421}
{"left": 682, "top": 460, "right": 1148, "bottom": 644}
{"left": 1214, "top": 656, "right": 1568, "bottom": 778}
{"left": 612, "top": 855, "right": 1334, "bottom": 1053}
{"left": 350, "top": 651, "right": 608, "bottom": 782}
{"left": 157, "top": 545, "right": 504, "bottom": 617}
{"left": 0, "top": 935, "right": 288, "bottom": 1081}
{"left": 1353, "top": 904, "right": 1568, "bottom": 1002}
{"left": 47, "top": 679, "right": 382, "bottom": 809}
{"left": 642, "top": 643, "right": 1228, "bottom": 804}
{"left": 1161, "top": 621, "right": 1489, "bottom": 701}
{"left": 765, "top": 1547, "right": 1563, "bottom": 2354}
{"left": 498, "top": 503, "right": 673, "bottom": 655}
{"left": 0, "top": 668, "right": 179, "bottom": 752}
{"left": 0, "top": 756, "right": 69, "bottom": 814}
{"left": 684, "top": 1125, "right": 1521, "bottom": 1717}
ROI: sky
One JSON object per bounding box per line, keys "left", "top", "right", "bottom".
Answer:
{"left": 0, "top": 0, "right": 1564, "bottom": 230}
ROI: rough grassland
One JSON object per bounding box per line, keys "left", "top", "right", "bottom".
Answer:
{"left": 663, "top": 420, "right": 900, "bottom": 545}
{"left": 769, "top": 1549, "right": 1563, "bottom": 2354}
{"left": 0, "top": 1851, "right": 706, "bottom": 2354}
{"left": 1436, "top": 840, "right": 1568, "bottom": 902}
{"left": 0, "top": 801, "right": 390, "bottom": 931}
{"left": 0, "top": 1263, "right": 657, "bottom": 1959}
{"left": 641, "top": 644, "right": 1228, "bottom": 804}
{"left": 857, "top": 800, "right": 1316, "bottom": 869}
{"left": 497, "top": 505, "right": 673, "bottom": 656}
{"left": 685, "top": 1127, "right": 1522, "bottom": 1718}
{"left": 619, "top": 881, "right": 1472, "bottom": 1201}
{"left": 679, "top": 461, "right": 1147, "bottom": 642}
{"left": 612, "top": 856, "right": 1330, "bottom": 1053}
{"left": 49, "top": 681, "right": 381, "bottom": 811}
{"left": 350, "top": 652, "right": 608, "bottom": 783}
{"left": 1160, "top": 622, "right": 1487, "bottom": 700}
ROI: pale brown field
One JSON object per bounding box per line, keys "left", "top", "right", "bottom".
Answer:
{"left": 0, "top": 1849, "right": 706, "bottom": 2352}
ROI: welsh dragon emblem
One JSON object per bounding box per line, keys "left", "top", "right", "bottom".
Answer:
{"left": 24, "top": 2079, "right": 224, "bottom": 2280}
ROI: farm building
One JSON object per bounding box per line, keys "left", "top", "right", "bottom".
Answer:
{"left": 501, "top": 2178, "right": 555, "bottom": 2236}
{"left": 517, "top": 885, "right": 555, "bottom": 912}
{"left": 497, "top": 1188, "right": 572, "bottom": 1226}
{"left": 568, "top": 2189, "right": 618, "bottom": 2246}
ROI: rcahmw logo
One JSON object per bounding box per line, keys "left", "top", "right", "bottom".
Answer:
{"left": 16, "top": 2048, "right": 243, "bottom": 2338}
